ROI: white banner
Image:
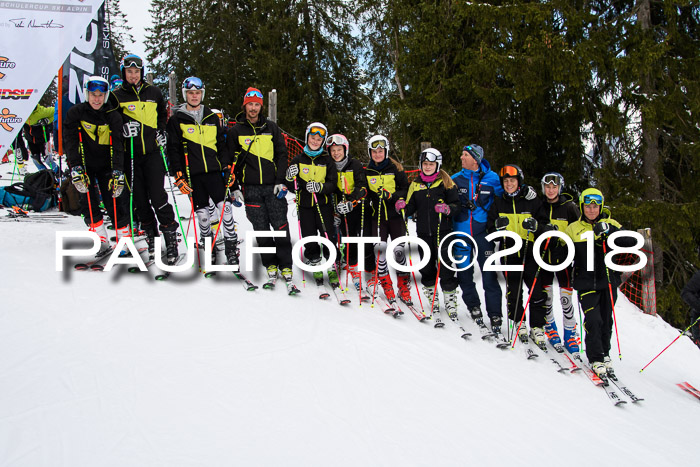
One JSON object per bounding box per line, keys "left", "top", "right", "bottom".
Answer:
{"left": 0, "top": 0, "right": 104, "bottom": 152}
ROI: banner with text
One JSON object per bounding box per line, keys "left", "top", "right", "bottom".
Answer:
{"left": 0, "top": 0, "right": 104, "bottom": 151}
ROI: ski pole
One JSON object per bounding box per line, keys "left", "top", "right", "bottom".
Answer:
{"left": 602, "top": 241, "right": 622, "bottom": 360}
{"left": 184, "top": 151, "right": 201, "bottom": 271}
{"left": 210, "top": 162, "right": 237, "bottom": 251}
{"left": 430, "top": 210, "right": 443, "bottom": 316}
{"left": 159, "top": 145, "right": 188, "bottom": 248}
{"left": 294, "top": 176, "right": 305, "bottom": 287}
{"left": 509, "top": 235, "right": 530, "bottom": 341}
{"left": 576, "top": 292, "right": 586, "bottom": 353}
{"left": 10, "top": 143, "right": 17, "bottom": 185}
{"left": 511, "top": 236, "right": 551, "bottom": 348}
{"left": 370, "top": 190, "right": 383, "bottom": 307}
{"left": 78, "top": 131, "right": 96, "bottom": 232}
{"left": 640, "top": 315, "right": 700, "bottom": 372}
{"left": 129, "top": 136, "right": 135, "bottom": 237}
{"left": 108, "top": 134, "right": 119, "bottom": 245}
{"left": 402, "top": 212, "right": 425, "bottom": 312}
{"left": 311, "top": 190, "right": 344, "bottom": 294}
{"left": 342, "top": 177, "right": 351, "bottom": 291}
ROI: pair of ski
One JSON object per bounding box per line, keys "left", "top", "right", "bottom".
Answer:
{"left": 363, "top": 284, "right": 402, "bottom": 317}
{"left": 262, "top": 275, "right": 301, "bottom": 296}
{"left": 315, "top": 278, "right": 350, "bottom": 305}
{"left": 677, "top": 381, "right": 700, "bottom": 401}
{"left": 74, "top": 244, "right": 148, "bottom": 271}
{"left": 572, "top": 353, "right": 644, "bottom": 406}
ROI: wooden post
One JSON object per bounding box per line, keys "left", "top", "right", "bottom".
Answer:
{"left": 268, "top": 89, "right": 277, "bottom": 123}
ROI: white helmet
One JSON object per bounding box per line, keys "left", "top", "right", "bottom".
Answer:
{"left": 541, "top": 172, "right": 564, "bottom": 195}
{"left": 83, "top": 76, "right": 110, "bottom": 103}
{"left": 305, "top": 122, "right": 328, "bottom": 148}
{"left": 420, "top": 147, "right": 443, "bottom": 173}
{"left": 326, "top": 133, "right": 349, "bottom": 157}
{"left": 368, "top": 134, "right": 389, "bottom": 160}
{"left": 182, "top": 76, "right": 205, "bottom": 102}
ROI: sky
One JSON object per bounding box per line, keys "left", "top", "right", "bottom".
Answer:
{"left": 118, "top": 0, "right": 152, "bottom": 68}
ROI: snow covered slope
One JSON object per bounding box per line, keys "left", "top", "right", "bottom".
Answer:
{"left": 1, "top": 171, "right": 699, "bottom": 466}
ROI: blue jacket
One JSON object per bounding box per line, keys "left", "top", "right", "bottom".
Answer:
{"left": 451, "top": 159, "right": 503, "bottom": 236}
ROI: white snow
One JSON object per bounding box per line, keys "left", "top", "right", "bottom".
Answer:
{"left": 1, "top": 170, "right": 700, "bottom": 466}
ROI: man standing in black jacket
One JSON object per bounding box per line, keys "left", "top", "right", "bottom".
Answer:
{"left": 110, "top": 53, "right": 179, "bottom": 263}
{"left": 227, "top": 88, "right": 295, "bottom": 292}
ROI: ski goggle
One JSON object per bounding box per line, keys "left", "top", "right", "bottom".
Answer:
{"left": 308, "top": 125, "right": 327, "bottom": 138}
{"left": 583, "top": 194, "right": 603, "bottom": 206}
{"left": 370, "top": 139, "right": 387, "bottom": 149}
{"left": 121, "top": 55, "right": 143, "bottom": 69}
{"left": 86, "top": 80, "right": 109, "bottom": 93}
{"left": 542, "top": 174, "right": 562, "bottom": 186}
{"left": 499, "top": 165, "right": 519, "bottom": 177}
{"left": 421, "top": 151, "right": 440, "bottom": 162}
{"left": 245, "top": 89, "right": 263, "bottom": 99}
{"left": 183, "top": 77, "right": 204, "bottom": 90}
{"left": 326, "top": 134, "right": 346, "bottom": 147}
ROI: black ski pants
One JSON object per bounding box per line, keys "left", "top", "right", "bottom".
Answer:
{"left": 243, "top": 184, "right": 293, "bottom": 269}
{"left": 579, "top": 288, "right": 616, "bottom": 364}
{"left": 299, "top": 202, "right": 338, "bottom": 263}
{"left": 81, "top": 165, "right": 128, "bottom": 229}
{"left": 124, "top": 150, "right": 177, "bottom": 232}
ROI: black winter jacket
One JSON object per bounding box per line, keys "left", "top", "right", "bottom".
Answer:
{"left": 110, "top": 81, "right": 167, "bottom": 157}
{"left": 227, "top": 113, "right": 288, "bottom": 186}
{"left": 404, "top": 173, "right": 460, "bottom": 237}
{"left": 63, "top": 101, "right": 124, "bottom": 171}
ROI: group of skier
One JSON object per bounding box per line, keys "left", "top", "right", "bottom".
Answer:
{"left": 7, "top": 51, "right": 642, "bottom": 380}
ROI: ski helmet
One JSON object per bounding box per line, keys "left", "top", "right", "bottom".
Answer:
{"left": 326, "top": 134, "right": 349, "bottom": 158}
{"left": 305, "top": 122, "right": 328, "bottom": 148}
{"left": 119, "top": 53, "right": 144, "bottom": 82}
{"left": 83, "top": 76, "right": 110, "bottom": 103}
{"left": 368, "top": 134, "right": 390, "bottom": 160}
{"left": 420, "top": 147, "right": 443, "bottom": 173}
{"left": 541, "top": 172, "right": 564, "bottom": 195}
{"left": 498, "top": 164, "right": 524, "bottom": 188}
{"left": 182, "top": 76, "right": 205, "bottom": 102}
{"left": 211, "top": 108, "right": 225, "bottom": 127}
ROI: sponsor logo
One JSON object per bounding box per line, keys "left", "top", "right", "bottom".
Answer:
{"left": 83, "top": 123, "right": 92, "bottom": 130}
{"left": 0, "top": 108, "right": 22, "bottom": 132}
{"left": 187, "top": 128, "right": 195, "bottom": 134}
{"left": 127, "top": 104, "right": 136, "bottom": 111}
{"left": 0, "top": 89, "right": 34, "bottom": 100}
{"left": 302, "top": 167, "right": 310, "bottom": 174}
{"left": 369, "top": 177, "right": 377, "bottom": 184}
{"left": 244, "top": 138, "right": 252, "bottom": 145}
{"left": 0, "top": 56, "right": 17, "bottom": 80}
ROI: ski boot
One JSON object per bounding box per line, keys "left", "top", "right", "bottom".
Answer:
{"left": 564, "top": 327, "right": 580, "bottom": 354}
{"left": 163, "top": 230, "right": 179, "bottom": 265}
{"left": 143, "top": 223, "right": 157, "bottom": 258}
{"left": 115, "top": 224, "right": 133, "bottom": 257}
{"left": 309, "top": 258, "right": 324, "bottom": 286}
{"left": 490, "top": 315, "right": 503, "bottom": 335}
{"left": 603, "top": 356, "right": 616, "bottom": 380}
{"left": 92, "top": 220, "right": 112, "bottom": 257}
{"left": 263, "top": 265, "right": 278, "bottom": 289}
{"left": 517, "top": 321, "right": 529, "bottom": 343}
{"left": 378, "top": 273, "right": 396, "bottom": 302}
{"left": 444, "top": 289, "right": 459, "bottom": 320}
{"left": 544, "top": 319, "right": 562, "bottom": 346}
{"left": 396, "top": 273, "right": 412, "bottom": 305}
{"left": 18, "top": 162, "right": 27, "bottom": 176}
{"left": 591, "top": 361, "right": 607, "bottom": 379}
{"left": 422, "top": 286, "right": 439, "bottom": 313}
{"left": 280, "top": 267, "right": 300, "bottom": 295}
{"left": 530, "top": 327, "right": 547, "bottom": 350}
{"left": 327, "top": 267, "right": 340, "bottom": 289}
{"left": 347, "top": 264, "right": 362, "bottom": 291}
{"left": 469, "top": 306, "right": 483, "bottom": 320}
{"left": 224, "top": 236, "right": 240, "bottom": 266}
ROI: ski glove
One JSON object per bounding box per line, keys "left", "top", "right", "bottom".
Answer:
{"left": 464, "top": 200, "right": 477, "bottom": 211}
{"left": 223, "top": 165, "right": 235, "bottom": 188}
{"left": 122, "top": 121, "right": 139, "bottom": 138}
{"left": 285, "top": 165, "right": 299, "bottom": 181}
{"left": 379, "top": 188, "right": 392, "bottom": 200}
{"left": 522, "top": 217, "right": 538, "bottom": 232}
{"left": 71, "top": 166, "right": 89, "bottom": 193}
{"left": 434, "top": 203, "right": 450, "bottom": 215}
{"left": 156, "top": 129, "right": 167, "bottom": 149}
{"left": 542, "top": 224, "right": 558, "bottom": 232}
{"left": 495, "top": 217, "right": 509, "bottom": 231}
{"left": 337, "top": 201, "right": 354, "bottom": 215}
{"left": 175, "top": 171, "right": 192, "bottom": 195}
{"left": 231, "top": 190, "right": 244, "bottom": 207}
{"left": 306, "top": 181, "right": 322, "bottom": 193}
{"left": 593, "top": 221, "right": 610, "bottom": 238}
{"left": 109, "top": 170, "right": 125, "bottom": 198}
{"left": 524, "top": 185, "right": 537, "bottom": 201}
{"left": 394, "top": 199, "right": 407, "bottom": 213}
{"left": 274, "top": 184, "right": 288, "bottom": 199}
